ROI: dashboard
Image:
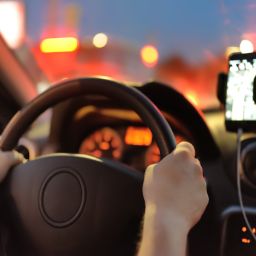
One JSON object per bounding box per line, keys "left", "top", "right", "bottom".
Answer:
{"left": 47, "top": 81, "right": 220, "bottom": 173}
{"left": 49, "top": 104, "right": 191, "bottom": 171}
{"left": 78, "top": 125, "right": 186, "bottom": 171}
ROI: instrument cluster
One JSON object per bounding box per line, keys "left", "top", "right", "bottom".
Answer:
{"left": 79, "top": 126, "right": 186, "bottom": 171}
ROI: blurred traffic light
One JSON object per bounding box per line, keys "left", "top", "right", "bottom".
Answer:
{"left": 140, "top": 45, "right": 159, "bottom": 68}
{"left": 40, "top": 37, "right": 78, "bottom": 53}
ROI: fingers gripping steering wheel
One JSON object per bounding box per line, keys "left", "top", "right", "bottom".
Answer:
{"left": 0, "top": 78, "right": 176, "bottom": 256}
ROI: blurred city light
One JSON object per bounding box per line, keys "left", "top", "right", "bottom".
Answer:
{"left": 93, "top": 33, "right": 108, "bottom": 48}
{"left": 140, "top": 45, "right": 159, "bottom": 67}
{"left": 0, "top": 1, "right": 25, "bottom": 48}
{"left": 40, "top": 37, "right": 78, "bottom": 53}
{"left": 240, "top": 39, "right": 254, "bottom": 53}
{"left": 225, "top": 46, "right": 240, "bottom": 57}
{"left": 37, "top": 81, "right": 50, "bottom": 94}
{"left": 185, "top": 91, "right": 199, "bottom": 106}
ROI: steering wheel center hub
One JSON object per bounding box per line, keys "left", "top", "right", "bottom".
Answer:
{"left": 39, "top": 168, "right": 86, "bottom": 228}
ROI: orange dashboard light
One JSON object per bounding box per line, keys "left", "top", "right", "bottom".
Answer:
{"left": 242, "top": 226, "right": 247, "bottom": 232}
{"left": 125, "top": 127, "right": 152, "bottom": 146}
{"left": 140, "top": 45, "right": 159, "bottom": 68}
{"left": 40, "top": 37, "right": 78, "bottom": 53}
{"left": 241, "top": 238, "right": 251, "bottom": 244}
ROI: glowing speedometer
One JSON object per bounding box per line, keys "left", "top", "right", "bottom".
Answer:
{"left": 79, "top": 127, "right": 123, "bottom": 160}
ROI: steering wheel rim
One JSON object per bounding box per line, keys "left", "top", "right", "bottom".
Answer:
{"left": 0, "top": 77, "right": 176, "bottom": 256}
{"left": 0, "top": 77, "right": 175, "bottom": 156}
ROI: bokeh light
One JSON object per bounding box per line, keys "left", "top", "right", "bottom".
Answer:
{"left": 40, "top": 37, "right": 78, "bottom": 53}
{"left": 140, "top": 45, "right": 159, "bottom": 67}
{"left": 0, "top": 1, "right": 25, "bottom": 48}
{"left": 240, "top": 39, "right": 254, "bottom": 53}
{"left": 225, "top": 46, "right": 240, "bottom": 57}
{"left": 185, "top": 91, "right": 199, "bottom": 106}
{"left": 93, "top": 33, "right": 108, "bottom": 48}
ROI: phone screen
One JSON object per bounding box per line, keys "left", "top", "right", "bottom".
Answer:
{"left": 225, "top": 53, "right": 256, "bottom": 123}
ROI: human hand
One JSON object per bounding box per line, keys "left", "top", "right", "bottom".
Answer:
{"left": 143, "top": 141, "right": 209, "bottom": 232}
{"left": 0, "top": 150, "right": 25, "bottom": 182}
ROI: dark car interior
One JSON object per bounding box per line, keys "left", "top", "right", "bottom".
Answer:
{"left": 0, "top": 67, "right": 253, "bottom": 255}
{"left": 1, "top": 1, "right": 256, "bottom": 255}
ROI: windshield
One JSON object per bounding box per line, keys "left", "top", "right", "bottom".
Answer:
{"left": 1, "top": 0, "right": 256, "bottom": 109}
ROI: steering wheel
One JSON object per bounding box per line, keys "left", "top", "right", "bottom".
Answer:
{"left": 0, "top": 78, "right": 176, "bottom": 256}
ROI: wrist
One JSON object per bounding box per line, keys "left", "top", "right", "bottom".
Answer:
{"left": 144, "top": 204, "right": 190, "bottom": 237}
{"left": 138, "top": 204, "right": 189, "bottom": 256}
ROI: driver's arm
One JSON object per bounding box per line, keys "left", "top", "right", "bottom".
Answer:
{"left": 137, "top": 142, "right": 209, "bottom": 256}
{"left": 0, "top": 150, "right": 24, "bottom": 182}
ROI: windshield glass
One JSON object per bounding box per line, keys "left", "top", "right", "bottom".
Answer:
{"left": 1, "top": 0, "right": 256, "bottom": 109}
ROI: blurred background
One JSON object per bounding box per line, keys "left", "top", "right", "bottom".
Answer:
{"left": 1, "top": 0, "right": 256, "bottom": 109}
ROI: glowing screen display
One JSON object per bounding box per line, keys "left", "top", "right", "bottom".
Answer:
{"left": 226, "top": 58, "right": 256, "bottom": 121}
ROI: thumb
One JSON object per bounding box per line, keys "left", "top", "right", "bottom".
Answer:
{"left": 0, "top": 151, "right": 25, "bottom": 182}
{"left": 175, "top": 141, "right": 196, "bottom": 158}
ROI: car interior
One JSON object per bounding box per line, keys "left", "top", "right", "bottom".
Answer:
{"left": 0, "top": 1, "right": 256, "bottom": 255}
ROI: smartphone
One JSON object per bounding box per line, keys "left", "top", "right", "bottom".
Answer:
{"left": 225, "top": 52, "right": 256, "bottom": 131}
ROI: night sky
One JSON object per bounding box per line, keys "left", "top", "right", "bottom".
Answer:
{"left": 23, "top": 0, "right": 256, "bottom": 63}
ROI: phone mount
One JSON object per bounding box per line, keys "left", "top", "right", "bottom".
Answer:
{"left": 217, "top": 72, "right": 227, "bottom": 105}
{"left": 253, "top": 76, "right": 256, "bottom": 104}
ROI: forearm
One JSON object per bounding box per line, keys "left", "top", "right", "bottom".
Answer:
{"left": 137, "top": 205, "right": 189, "bottom": 256}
